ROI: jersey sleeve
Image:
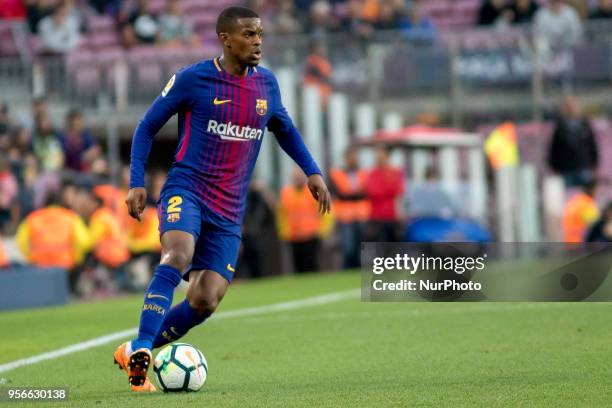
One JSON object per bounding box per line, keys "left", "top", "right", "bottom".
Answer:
{"left": 129, "top": 67, "right": 196, "bottom": 188}
{"left": 266, "top": 74, "right": 321, "bottom": 177}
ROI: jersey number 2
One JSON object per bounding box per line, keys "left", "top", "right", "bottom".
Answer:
{"left": 168, "top": 196, "right": 183, "bottom": 213}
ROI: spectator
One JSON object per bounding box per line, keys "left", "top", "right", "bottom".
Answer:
{"left": 20, "top": 96, "right": 49, "bottom": 132}
{"left": 60, "top": 179, "right": 78, "bottom": 210}
{"left": 360, "top": 0, "right": 381, "bottom": 23}
{"left": 0, "top": 103, "right": 13, "bottom": 154}
{"left": 565, "top": 0, "right": 589, "bottom": 20}
{"left": 494, "top": 6, "right": 516, "bottom": 31}
{"left": 61, "top": 109, "right": 100, "bottom": 171}
{"left": 240, "top": 180, "right": 275, "bottom": 278}
{"left": 0, "top": 236, "right": 7, "bottom": 268}
{"left": 26, "top": 0, "right": 58, "bottom": 33}
{"left": 158, "top": 0, "right": 199, "bottom": 48}
{"left": 511, "top": 0, "right": 538, "bottom": 23}
{"left": 273, "top": 0, "right": 302, "bottom": 35}
{"left": 343, "top": 0, "right": 375, "bottom": 39}
{"left": 548, "top": 96, "right": 598, "bottom": 187}
{"left": 308, "top": 0, "right": 337, "bottom": 37}
{"left": 400, "top": 3, "right": 437, "bottom": 45}
{"left": 0, "top": 0, "right": 27, "bottom": 20}
{"left": 406, "top": 166, "right": 456, "bottom": 218}
{"left": 375, "top": 0, "right": 400, "bottom": 30}
{"left": 32, "top": 113, "right": 64, "bottom": 172}
{"left": 329, "top": 147, "right": 370, "bottom": 269}
{"left": 8, "top": 126, "right": 33, "bottom": 162}
{"left": 590, "top": 0, "right": 612, "bottom": 19}
{"left": 478, "top": 0, "right": 506, "bottom": 25}
{"left": 38, "top": 0, "right": 81, "bottom": 55}
{"left": 364, "top": 147, "right": 404, "bottom": 242}
{"left": 562, "top": 180, "right": 599, "bottom": 242}
{"left": 14, "top": 153, "right": 38, "bottom": 220}
{"left": 120, "top": 0, "right": 158, "bottom": 47}
{"left": 87, "top": 189, "right": 130, "bottom": 270}
{"left": 15, "top": 191, "right": 91, "bottom": 292}
{"left": 534, "top": 0, "right": 583, "bottom": 47}
{"left": 586, "top": 202, "right": 612, "bottom": 242}
{"left": 0, "top": 156, "right": 18, "bottom": 233}
{"left": 303, "top": 41, "right": 333, "bottom": 108}
{"left": 277, "top": 167, "right": 323, "bottom": 273}
{"left": 89, "top": 0, "right": 121, "bottom": 15}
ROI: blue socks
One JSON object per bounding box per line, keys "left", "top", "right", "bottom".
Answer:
{"left": 152, "top": 299, "right": 208, "bottom": 348}
{"left": 131, "top": 264, "right": 182, "bottom": 351}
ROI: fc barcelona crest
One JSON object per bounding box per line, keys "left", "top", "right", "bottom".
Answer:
{"left": 167, "top": 213, "right": 180, "bottom": 223}
{"left": 256, "top": 99, "right": 267, "bottom": 116}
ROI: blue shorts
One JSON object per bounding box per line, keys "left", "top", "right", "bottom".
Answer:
{"left": 157, "top": 188, "right": 241, "bottom": 282}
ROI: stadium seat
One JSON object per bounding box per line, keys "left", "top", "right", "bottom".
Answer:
{"left": 89, "top": 31, "right": 122, "bottom": 50}
{"left": 88, "top": 15, "right": 116, "bottom": 32}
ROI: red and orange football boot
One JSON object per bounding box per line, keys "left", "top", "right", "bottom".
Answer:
{"left": 113, "top": 342, "right": 156, "bottom": 392}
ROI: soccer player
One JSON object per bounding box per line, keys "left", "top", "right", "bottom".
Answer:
{"left": 113, "top": 6, "right": 331, "bottom": 392}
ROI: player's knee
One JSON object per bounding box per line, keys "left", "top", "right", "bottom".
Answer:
{"left": 187, "top": 291, "right": 219, "bottom": 317}
{"left": 160, "top": 248, "right": 192, "bottom": 272}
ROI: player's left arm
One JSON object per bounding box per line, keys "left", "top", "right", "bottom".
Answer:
{"left": 267, "top": 78, "right": 331, "bottom": 214}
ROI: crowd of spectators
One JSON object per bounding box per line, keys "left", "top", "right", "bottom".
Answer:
{"left": 1, "top": 0, "right": 611, "bottom": 56}
{"left": 0, "top": 0, "right": 200, "bottom": 54}
{"left": 250, "top": 0, "right": 612, "bottom": 45}
{"left": 250, "top": 0, "right": 437, "bottom": 43}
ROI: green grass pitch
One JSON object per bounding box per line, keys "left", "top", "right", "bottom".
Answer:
{"left": 1, "top": 271, "right": 611, "bottom": 407}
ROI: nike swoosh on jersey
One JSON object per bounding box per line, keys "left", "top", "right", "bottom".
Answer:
{"left": 227, "top": 264, "right": 235, "bottom": 273}
{"left": 213, "top": 97, "right": 231, "bottom": 105}
{"left": 147, "top": 293, "right": 169, "bottom": 301}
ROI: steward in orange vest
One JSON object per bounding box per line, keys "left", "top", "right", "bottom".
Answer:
{"left": 277, "top": 168, "right": 323, "bottom": 273}
{"left": 329, "top": 147, "right": 370, "bottom": 269}
{"left": 563, "top": 181, "right": 599, "bottom": 243}
{"left": 16, "top": 196, "right": 90, "bottom": 270}
{"left": 0, "top": 237, "right": 8, "bottom": 268}
{"left": 127, "top": 206, "right": 161, "bottom": 255}
{"left": 89, "top": 192, "right": 130, "bottom": 268}
{"left": 303, "top": 42, "right": 332, "bottom": 107}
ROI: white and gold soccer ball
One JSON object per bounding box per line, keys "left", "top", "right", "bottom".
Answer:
{"left": 153, "top": 343, "right": 208, "bottom": 392}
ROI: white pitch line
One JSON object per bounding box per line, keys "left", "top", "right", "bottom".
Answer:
{"left": 0, "top": 289, "right": 360, "bottom": 374}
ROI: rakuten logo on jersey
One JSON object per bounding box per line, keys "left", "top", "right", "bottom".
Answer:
{"left": 207, "top": 120, "right": 263, "bottom": 142}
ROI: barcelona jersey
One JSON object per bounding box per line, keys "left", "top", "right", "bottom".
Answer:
{"left": 130, "top": 57, "right": 321, "bottom": 224}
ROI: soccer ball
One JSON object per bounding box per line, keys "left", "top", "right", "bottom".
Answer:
{"left": 153, "top": 343, "right": 208, "bottom": 392}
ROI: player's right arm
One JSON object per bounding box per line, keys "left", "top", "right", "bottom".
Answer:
{"left": 127, "top": 67, "right": 195, "bottom": 220}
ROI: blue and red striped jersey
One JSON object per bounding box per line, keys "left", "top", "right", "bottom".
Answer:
{"left": 130, "top": 57, "right": 321, "bottom": 223}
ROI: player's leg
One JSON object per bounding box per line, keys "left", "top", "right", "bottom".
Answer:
{"left": 152, "top": 269, "right": 229, "bottom": 348}
{"left": 133, "top": 230, "right": 195, "bottom": 351}
{"left": 114, "top": 189, "right": 200, "bottom": 390}
{"left": 186, "top": 269, "right": 229, "bottom": 318}
{"left": 152, "top": 210, "right": 240, "bottom": 348}
{"left": 114, "top": 231, "right": 194, "bottom": 389}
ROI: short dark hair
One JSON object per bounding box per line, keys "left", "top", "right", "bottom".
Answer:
{"left": 216, "top": 6, "right": 259, "bottom": 35}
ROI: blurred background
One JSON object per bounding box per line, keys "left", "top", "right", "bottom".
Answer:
{"left": 0, "top": 0, "right": 611, "bottom": 306}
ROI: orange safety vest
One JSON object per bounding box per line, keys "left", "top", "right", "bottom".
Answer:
{"left": 330, "top": 168, "right": 370, "bottom": 223}
{"left": 94, "top": 184, "right": 124, "bottom": 214}
{"left": 127, "top": 206, "right": 161, "bottom": 253}
{"left": 0, "top": 238, "right": 7, "bottom": 267}
{"left": 279, "top": 185, "right": 321, "bottom": 242}
{"left": 90, "top": 207, "right": 130, "bottom": 267}
{"left": 303, "top": 54, "right": 332, "bottom": 106}
{"left": 360, "top": 0, "right": 380, "bottom": 22}
{"left": 563, "top": 193, "right": 599, "bottom": 243}
{"left": 28, "top": 207, "right": 79, "bottom": 268}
